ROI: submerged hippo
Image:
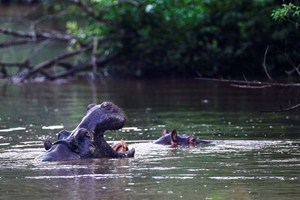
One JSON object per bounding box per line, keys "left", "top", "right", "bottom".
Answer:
{"left": 154, "top": 128, "right": 210, "bottom": 146}
{"left": 40, "top": 128, "right": 94, "bottom": 161}
{"left": 36, "top": 102, "right": 135, "bottom": 162}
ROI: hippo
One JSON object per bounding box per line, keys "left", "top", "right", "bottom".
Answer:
{"left": 36, "top": 102, "right": 135, "bottom": 162}
{"left": 153, "top": 128, "right": 210, "bottom": 146}
{"left": 37, "top": 128, "right": 94, "bottom": 161}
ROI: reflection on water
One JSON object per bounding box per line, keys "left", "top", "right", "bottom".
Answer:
{"left": 0, "top": 139, "right": 299, "bottom": 200}
{"left": 0, "top": 79, "right": 300, "bottom": 200}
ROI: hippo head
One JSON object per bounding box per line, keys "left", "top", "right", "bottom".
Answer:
{"left": 36, "top": 102, "right": 133, "bottom": 161}
{"left": 37, "top": 128, "right": 95, "bottom": 162}
{"left": 169, "top": 130, "right": 197, "bottom": 146}
{"left": 154, "top": 128, "right": 210, "bottom": 146}
{"left": 76, "top": 102, "right": 126, "bottom": 135}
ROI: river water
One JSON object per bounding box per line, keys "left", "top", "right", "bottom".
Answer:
{"left": 0, "top": 79, "right": 299, "bottom": 200}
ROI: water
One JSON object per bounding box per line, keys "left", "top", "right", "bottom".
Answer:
{"left": 0, "top": 79, "right": 299, "bottom": 200}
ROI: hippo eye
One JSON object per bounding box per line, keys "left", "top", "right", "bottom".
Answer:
{"left": 83, "top": 131, "right": 91, "bottom": 138}
{"left": 189, "top": 137, "right": 197, "bottom": 144}
{"left": 100, "top": 102, "right": 114, "bottom": 110}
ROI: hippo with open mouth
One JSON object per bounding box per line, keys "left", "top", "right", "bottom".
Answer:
{"left": 36, "top": 102, "right": 135, "bottom": 162}
{"left": 154, "top": 128, "right": 210, "bottom": 146}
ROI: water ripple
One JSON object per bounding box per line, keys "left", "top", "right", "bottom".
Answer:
{"left": 25, "top": 173, "right": 134, "bottom": 180}
{"left": 209, "top": 176, "right": 293, "bottom": 181}
{"left": 0, "top": 127, "right": 26, "bottom": 132}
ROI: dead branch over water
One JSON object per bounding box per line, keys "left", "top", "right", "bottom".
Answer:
{"left": 0, "top": 1, "right": 115, "bottom": 82}
{"left": 195, "top": 77, "right": 300, "bottom": 87}
{"left": 0, "top": 27, "right": 76, "bottom": 41}
{"left": 196, "top": 77, "right": 300, "bottom": 112}
{"left": 0, "top": 25, "right": 108, "bottom": 82}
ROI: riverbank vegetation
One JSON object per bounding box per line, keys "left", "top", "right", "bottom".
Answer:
{"left": 0, "top": 0, "right": 299, "bottom": 81}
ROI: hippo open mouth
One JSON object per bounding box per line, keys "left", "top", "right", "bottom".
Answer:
{"left": 36, "top": 102, "right": 135, "bottom": 162}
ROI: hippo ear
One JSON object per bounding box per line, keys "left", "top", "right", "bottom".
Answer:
{"left": 87, "top": 103, "right": 96, "bottom": 111}
{"left": 171, "top": 130, "right": 178, "bottom": 143}
{"left": 161, "top": 128, "right": 168, "bottom": 136}
{"left": 44, "top": 140, "right": 53, "bottom": 150}
{"left": 57, "top": 130, "right": 71, "bottom": 140}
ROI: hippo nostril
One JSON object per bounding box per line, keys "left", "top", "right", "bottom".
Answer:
{"left": 85, "top": 131, "right": 91, "bottom": 138}
{"left": 87, "top": 103, "right": 96, "bottom": 111}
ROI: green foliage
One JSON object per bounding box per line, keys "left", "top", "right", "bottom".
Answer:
{"left": 52, "top": 0, "right": 300, "bottom": 78}
{"left": 271, "top": 3, "right": 300, "bottom": 21}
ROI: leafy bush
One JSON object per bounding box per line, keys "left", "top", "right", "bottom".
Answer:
{"left": 58, "top": 0, "right": 300, "bottom": 78}
{"left": 272, "top": 2, "right": 300, "bottom": 21}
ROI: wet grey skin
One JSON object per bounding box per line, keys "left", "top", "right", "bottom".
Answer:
{"left": 36, "top": 128, "right": 94, "bottom": 162}
{"left": 153, "top": 128, "right": 211, "bottom": 146}
{"left": 37, "top": 102, "right": 135, "bottom": 162}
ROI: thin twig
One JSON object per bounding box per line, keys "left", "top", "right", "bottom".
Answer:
{"left": 231, "top": 84, "right": 272, "bottom": 89}
{"left": 195, "top": 77, "right": 300, "bottom": 87}
{"left": 263, "top": 45, "right": 273, "bottom": 81}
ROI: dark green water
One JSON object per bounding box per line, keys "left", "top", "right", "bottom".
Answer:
{"left": 0, "top": 79, "right": 299, "bottom": 200}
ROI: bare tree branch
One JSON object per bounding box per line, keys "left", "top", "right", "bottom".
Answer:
{"left": 195, "top": 77, "right": 300, "bottom": 87}
{"left": 0, "top": 61, "right": 30, "bottom": 68}
{"left": 14, "top": 45, "right": 93, "bottom": 82}
{"left": 230, "top": 84, "right": 272, "bottom": 89}
{"left": 285, "top": 63, "right": 300, "bottom": 76}
{"left": 196, "top": 76, "right": 300, "bottom": 112}
{"left": 0, "top": 27, "right": 77, "bottom": 41}
{"left": 50, "top": 53, "right": 119, "bottom": 79}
